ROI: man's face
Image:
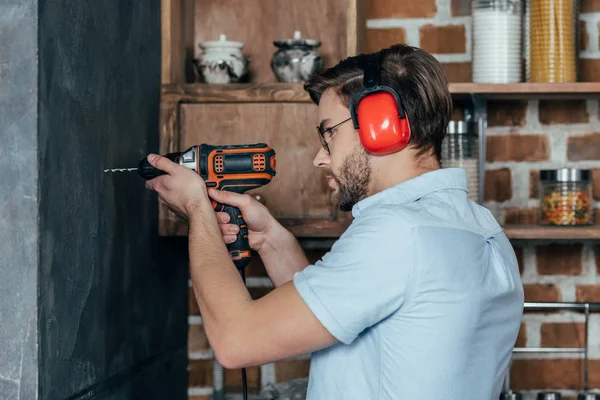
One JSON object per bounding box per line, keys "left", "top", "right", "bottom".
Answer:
{"left": 313, "top": 89, "right": 372, "bottom": 211}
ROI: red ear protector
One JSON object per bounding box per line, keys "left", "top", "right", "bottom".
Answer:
{"left": 349, "top": 52, "right": 411, "bottom": 156}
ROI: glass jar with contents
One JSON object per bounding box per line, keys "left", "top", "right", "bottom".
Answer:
{"left": 539, "top": 168, "right": 592, "bottom": 226}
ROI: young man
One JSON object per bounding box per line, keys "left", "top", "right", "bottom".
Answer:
{"left": 145, "top": 44, "right": 524, "bottom": 399}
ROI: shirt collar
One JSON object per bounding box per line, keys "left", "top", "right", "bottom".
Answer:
{"left": 351, "top": 167, "right": 470, "bottom": 217}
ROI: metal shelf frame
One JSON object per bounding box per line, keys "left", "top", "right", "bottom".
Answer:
{"left": 505, "top": 301, "right": 600, "bottom": 395}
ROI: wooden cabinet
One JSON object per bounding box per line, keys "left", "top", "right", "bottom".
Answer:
{"left": 159, "top": 0, "right": 365, "bottom": 237}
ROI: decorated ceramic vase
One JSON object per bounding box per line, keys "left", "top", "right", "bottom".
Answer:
{"left": 195, "top": 34, "right": 249, "bottom": 84}
{"left": 271, "top": 31, "right": 323, "bottom": 83}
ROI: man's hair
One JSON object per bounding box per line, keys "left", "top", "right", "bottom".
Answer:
{"left": 304, "top": 44, "right": 452, "bottom": 162}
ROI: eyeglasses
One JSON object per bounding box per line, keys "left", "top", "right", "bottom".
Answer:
{"left": 316, "top": 117, "right": 352, "bottom": 155}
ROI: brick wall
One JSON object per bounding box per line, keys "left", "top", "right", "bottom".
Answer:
{"left": 187, "top": 0, "right": 600, "bottom": 398}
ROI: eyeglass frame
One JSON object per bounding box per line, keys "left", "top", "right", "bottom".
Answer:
{"left": 316, "top": 117, "right": 352, "bottom": 155}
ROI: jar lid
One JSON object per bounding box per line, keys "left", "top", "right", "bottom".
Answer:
{"left": 540, "top": 168, "right": 591, "bottom": 182}
{"left": 199, "top": 34, "right": 244, "bottom": 49}
{"left": 274, "top": 30, "right": 320, "bottom": 48}
{"left": 446, "top": 120, "right": 478, "bottom": 135}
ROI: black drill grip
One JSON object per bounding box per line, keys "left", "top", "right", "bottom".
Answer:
{"left": 137, "top": 153, "right": 180, "bottom": 180}
{"left": 215, "top": 202, "right": 251, "bottom": 270}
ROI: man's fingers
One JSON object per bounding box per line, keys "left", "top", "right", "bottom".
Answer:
{"left": 223, "top": 234, "right": 237, "bottom": 244}
{"left": 219, "top": 224, "right": 239, "bottom": 236}
{"left": 216, "top": 212, "right": 230, "bottom": 224}
{"left": 147, "top": 154, "right": 178, "bottom": 175}
{"left": 208, "top": 189, "right": 248, "bottom": 208}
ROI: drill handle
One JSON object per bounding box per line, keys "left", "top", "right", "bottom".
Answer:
{"left": 215, "top": 203, "right": 251, "bottom": 270}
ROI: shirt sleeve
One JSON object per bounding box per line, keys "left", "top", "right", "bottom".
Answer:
{"left": 293, "top": 208, "right": 416, "bottom": 345}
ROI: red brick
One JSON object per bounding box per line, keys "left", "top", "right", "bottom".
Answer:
{"left": 440, "top": 62, "right": 472, "bottom": 82}
{"left": 188, "top": 359, "right": 213, "bottom": 387}
{"left": 523, "top": 283, "right": 561, "bottom": 302}
{"left": 530, "top": 170, "right": 540, "bottom": 199}
{"left": 419, "top": 24, "right": 466, "bottom": 54}
{"left": 451, "top": 0, "right": 471, "bottom": 16}
{"left": 365, "top": 28, "right": 406, "bottom": 53}
{"left": 504, "top": 208, "right": 539, "bottom": 225}
{"left": 367, "top": 0, "right": 437, "bottom": 18}
{"left": 539, "top": 100, "right": 589, "bottom": 124}
{"left": 487, "top": 135, "right": 550, "bottom": 162}
{"left": 541, "top": 322, "right": 585, "bottom": 348}
{"left": 576, "top": 284, "right": 600, "bottom": 302}
{"left": 582, "top": 0, "right": 600, "bottom": 12}
{"left": 188, "top": 323, "right": 210, "bottom": 353}
{"left": 536, "top": 244, "right": 583, "bottom": 275}
{"left": 580, "top": 58, "right": 600, "bottom": 82}
{"left": 275, "top": 359, "right": 311, "bottom": 383}
{"left": 515, "top": 322, "right": 527, "bottom": 347}
{"left": 580, "top": 20, "right": 589, "bottom": 51}
{"left": 567, "top": 133, "right": 600, "bottom": 161}
{"left": 593, "top": 170, "right": 600, "bottom": 200}
{"left": 511, "top": 359, "right": 600, "bottom": 390}
{"left": 225, "top": 366, "right": 261, "bottom": 391}
{"left": 487, "top": 100, "right": 527, "bottom": 127}
{"left": 189, "top": 287, "right": 200, "bottom": 316}
{"left": 484, "top": 168, "right": 512, "bottom": 202}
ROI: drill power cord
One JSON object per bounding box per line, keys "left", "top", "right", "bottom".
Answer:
{"left": 240, "top": 267, "right": 248, "bottom": 400}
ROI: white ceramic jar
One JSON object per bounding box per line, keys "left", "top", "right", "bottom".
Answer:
{"left": 195, "top": 34, "right": 249, "bottom": 84}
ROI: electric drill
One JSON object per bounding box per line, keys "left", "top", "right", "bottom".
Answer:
{"left": 137, "top": 143, "right": 276, "bottom": 270}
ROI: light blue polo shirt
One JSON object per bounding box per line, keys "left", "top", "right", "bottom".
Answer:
{"left": 293, "top": 167, "right": 524, "bottom": 400}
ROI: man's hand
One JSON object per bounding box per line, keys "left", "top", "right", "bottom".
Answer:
{"left": 144, "top": 153, "right": 209, "bottom": 220}
{"left": 208, "top": 189, "right": 276, "bottom": 251}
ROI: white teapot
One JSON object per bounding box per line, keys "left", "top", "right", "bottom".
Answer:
{"left": 195, "top": 34, "right": 249, "bottom": 84}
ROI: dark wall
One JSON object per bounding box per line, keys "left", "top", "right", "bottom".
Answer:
{"left": 37, "top": 0, "right": 188, "bottom": 399}
{"left": 0, "top": 1, "right": 39, "bottom": 399}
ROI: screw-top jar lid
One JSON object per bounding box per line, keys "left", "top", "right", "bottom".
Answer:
{"left": 540, "top": 168, "right": 591, "bottom": 182}
{"left": 446, "top": 120, "right": 478, "bottom": 135}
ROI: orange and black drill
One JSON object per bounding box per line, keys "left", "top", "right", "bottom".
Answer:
{"left": 135, "top": 143, "right": 276, "bottom": 270}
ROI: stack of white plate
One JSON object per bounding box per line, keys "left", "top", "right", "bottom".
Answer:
{"left": 472, "top": 8, "right": 522, "bottom": 83}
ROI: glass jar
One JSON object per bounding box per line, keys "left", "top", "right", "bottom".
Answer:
{"left": 441, "top": 121, "right": 479, "bottom": 202}
{"left": 539, "top": 168, "right": 592, "bottom": 226}
{"left": 472, "top": 0, "right": 523, "bottom": 83}
{"left": 527, "top": 0, "right": 578, "bottom": 82}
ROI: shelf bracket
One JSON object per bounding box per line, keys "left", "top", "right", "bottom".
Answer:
{"left": 463, "top": 94, "right": 487, "bottom": 205}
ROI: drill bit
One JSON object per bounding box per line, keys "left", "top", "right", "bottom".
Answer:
{"left": 103, "top": 167, "right": 138, "bottom": 173}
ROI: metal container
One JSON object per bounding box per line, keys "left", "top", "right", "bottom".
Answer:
{"left": 442, "top": 121, "right": 480, "bottom": 202}
{"left": 539, "top": 168, "right": 592, "bottom": 226}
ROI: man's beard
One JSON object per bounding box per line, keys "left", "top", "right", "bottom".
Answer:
{"left": 328, "top": 145, "right": 372, "bottom": 211}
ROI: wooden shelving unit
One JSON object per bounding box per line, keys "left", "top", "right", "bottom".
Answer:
{"left": 159, "top": 0, "right": 600, "bottom": 241}
{"left": 504, "top": 225, "right": 600, "bottom": 241}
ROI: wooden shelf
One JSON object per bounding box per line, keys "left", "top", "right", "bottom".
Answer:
{"left": 161, "top": 83, "right": 311, "bottom": 103}
{"left": 449, "top": 82, "right": 600, "bottom": 99}
{"left": 504, "top": 225, "right": 600, "bottom": 241}
{"left": 162, "top": 82, "right": 600, "bottom": 104}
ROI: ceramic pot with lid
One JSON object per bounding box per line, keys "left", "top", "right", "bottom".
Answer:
{"left": 538, "top": 392, "right": 561, "bottom": 400}
{"left": 270, "top": 30, "right": 324, "bottom": 83}
{"left": 194, "top": 34, "right": 249, "bottom": 84}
